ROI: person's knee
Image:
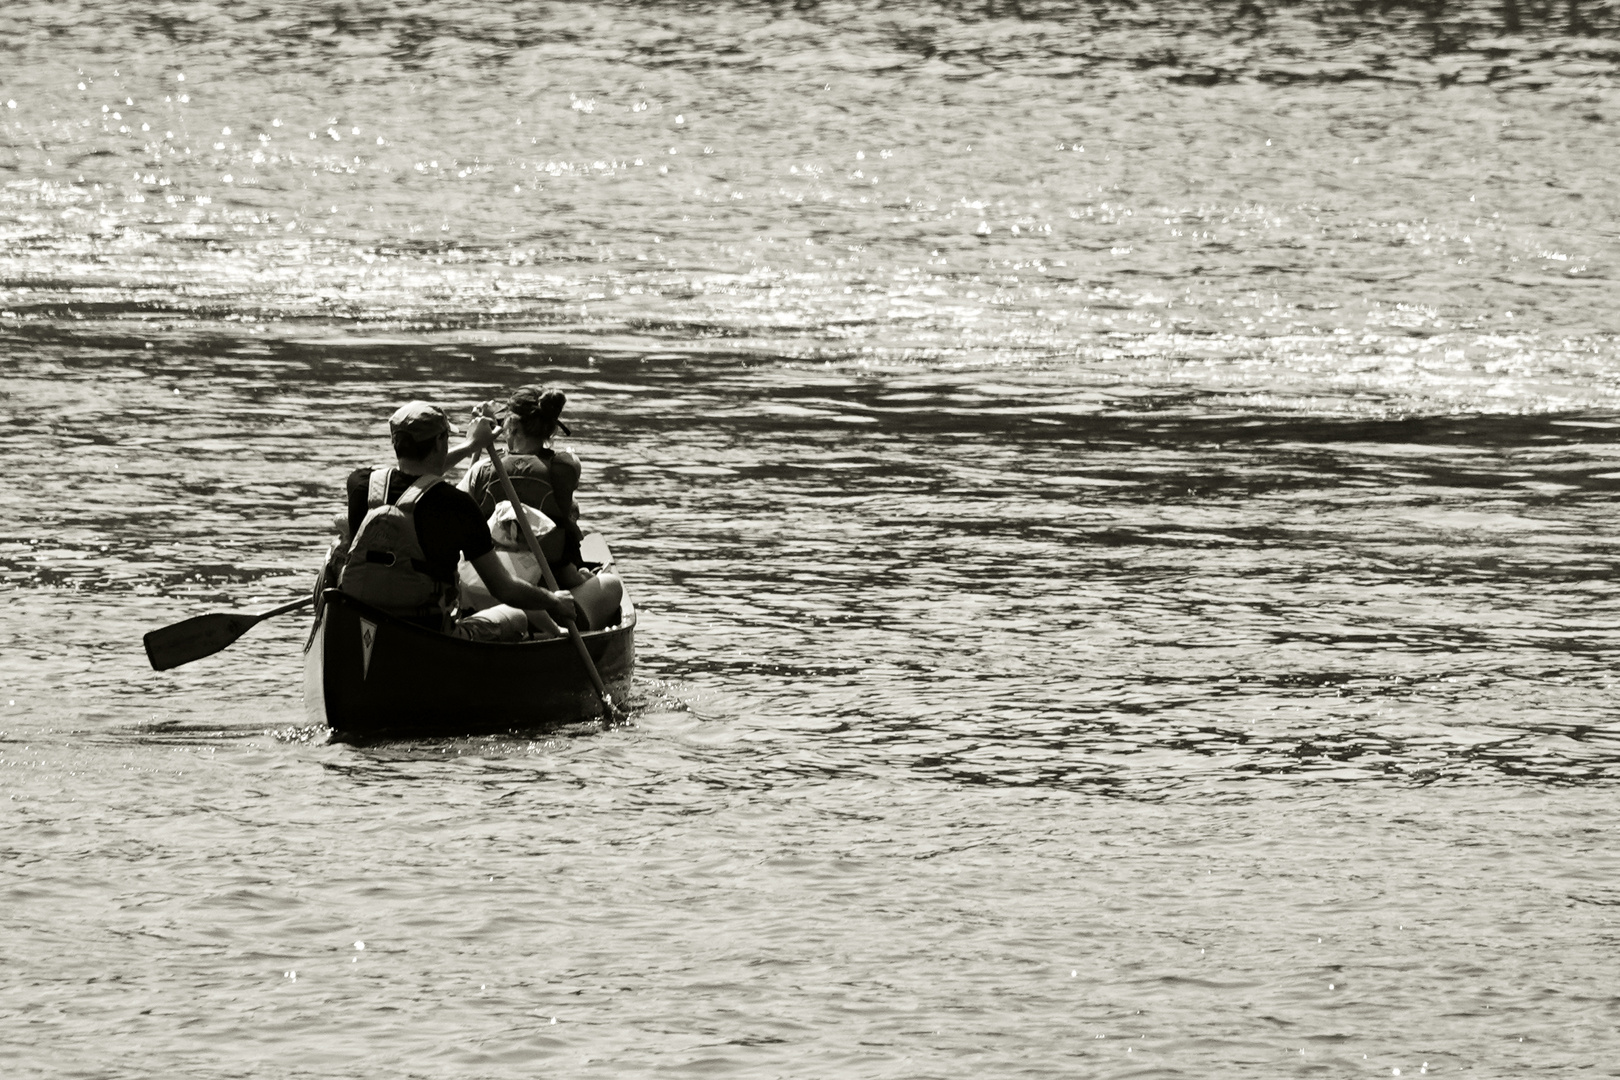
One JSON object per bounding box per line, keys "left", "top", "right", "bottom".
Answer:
{"left": 571, "top": 572, "right": 624, "bottom": 630}
{"left": 596, "top": 572, "right": 624, "bottom": 608}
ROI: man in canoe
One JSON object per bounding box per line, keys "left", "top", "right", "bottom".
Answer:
{"left": 331, "top": 400, "right": 577, "bottom": 642}
{"left": 461, "top": 385, "right": 623, "bottom": 629}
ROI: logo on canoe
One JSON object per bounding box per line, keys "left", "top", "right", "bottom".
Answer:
{"left": 359, "top": 618, "right": 377, "bottom": 679}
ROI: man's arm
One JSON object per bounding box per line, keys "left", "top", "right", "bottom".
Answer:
{"left": 470, "top": 551, "right": 577, "bottom": 622}
{"left": 458, "top": 461, "right": 495, "bottom": 515}
{"left": 457, "top": 458, "right": 481, "bottom": 494}
{"left": 444, "top": 415, "right": 499, "bottom": 472}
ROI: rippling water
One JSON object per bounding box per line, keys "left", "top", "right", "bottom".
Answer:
{"left": 5, "top": 3, "right": 1620, "bottom": 1077}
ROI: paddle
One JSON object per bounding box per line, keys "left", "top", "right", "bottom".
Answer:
{"left": 144, "top": 595, "right": 315, "bottom": 671}
{"left": 486, "top": 447, "right": 618, "bottom": 722}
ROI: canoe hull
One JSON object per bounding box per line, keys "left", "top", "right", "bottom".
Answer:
{"left": 304, "top": 590, "right": 635, "bottom": 739}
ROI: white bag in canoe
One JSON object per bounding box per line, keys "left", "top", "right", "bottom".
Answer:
{"left": 456, "top": 501, "right": 558, "bottom": 612}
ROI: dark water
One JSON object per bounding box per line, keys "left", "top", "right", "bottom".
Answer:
{"left": 5, "top": 4, "right": 1620, "bottom": 1077}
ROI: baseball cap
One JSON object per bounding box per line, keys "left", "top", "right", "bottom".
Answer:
{"left": 388, "top": 400, "right": 458, "bottom": 440}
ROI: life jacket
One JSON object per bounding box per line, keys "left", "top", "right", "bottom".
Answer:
{"left": 470, "top": 453, "right": 579, "bottom": 562}
{"left": 337, "top": 469, "right": 455, "bottom": 629}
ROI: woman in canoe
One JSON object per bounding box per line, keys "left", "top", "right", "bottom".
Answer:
{"left": 461, "top": 385, "right": 624, "bottom": 630}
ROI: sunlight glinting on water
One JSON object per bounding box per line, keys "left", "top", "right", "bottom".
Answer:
{"left": 6, "top": 2, "right": 1620, "bottom": 1077}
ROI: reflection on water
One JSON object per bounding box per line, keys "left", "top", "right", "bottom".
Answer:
{"left": 3, "top": 0, "right": 1618, "bottom": 347}
{"left": 5, "top": 3, "right": 1620, "bottom": 1076}
{"left": 4, "top": 334, "right": 1619, "bottom": 791}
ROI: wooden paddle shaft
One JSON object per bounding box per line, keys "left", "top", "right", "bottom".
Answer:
{"left": 262, "top": 595, "right": 317, "bottom": 619}
{"left": 485, "top": 447, "right": 614, "bottom": 717}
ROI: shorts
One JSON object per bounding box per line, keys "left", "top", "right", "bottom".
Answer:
{"left": 450, "top": 604, "right": 528, "bottom": 643}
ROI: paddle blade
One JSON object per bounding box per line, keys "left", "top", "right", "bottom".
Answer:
{"left": 143, "top": 612, "right": 261, "bottom": 671}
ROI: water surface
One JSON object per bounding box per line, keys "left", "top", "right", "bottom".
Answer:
{"left": 4, "top": 3, "right": 1620, "bottom": 1077}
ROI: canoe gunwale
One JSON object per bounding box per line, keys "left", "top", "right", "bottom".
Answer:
{"left": 305, "top": 588, "right": 638, "bottom": 653}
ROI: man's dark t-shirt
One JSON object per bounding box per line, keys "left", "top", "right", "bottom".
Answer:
{"left": 345, "top": 468, "right": 495, "bottom": 584}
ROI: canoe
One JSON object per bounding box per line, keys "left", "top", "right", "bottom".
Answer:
{"left": 302, "top": 569, "right": 636, "bottom": 740}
